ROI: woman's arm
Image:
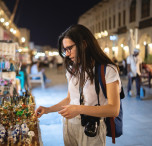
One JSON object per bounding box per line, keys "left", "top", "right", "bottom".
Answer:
{"left": 59, "top": 81, "right": 120, "bottom": 119}
{"left": 80, "top": 80, "right": 120, "bottom": 117}
{"left": 46, "top": 92, "right": 70, "bottom": 113}
{"left": 35, "top": 92, "right": 70, "bottom": 118}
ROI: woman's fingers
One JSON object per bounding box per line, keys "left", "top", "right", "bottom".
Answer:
{"left": 37, "top": 112, "right": 43, "bottom": 118}
{"left": 35, "top": 106, "right": 45, "bottom": 118}
{"left": 58, "top": 107, "right": 70, "bottom": 117}
{"left": 58, "top": 106, "right": 67, "bottom": 114}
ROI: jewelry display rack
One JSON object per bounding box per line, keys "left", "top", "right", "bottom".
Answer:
{"left": 0, "top": 40, "right": 42, "bottom": 145}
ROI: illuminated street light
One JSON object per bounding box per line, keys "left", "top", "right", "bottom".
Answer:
{"left": 148, "top": 43, "right": 152, "bottom": 48}
{"left": 4, "top": 22, "right": 9, "bottom": 26}
{"left": 94, "top": 30, "right": 108, "bottom": 39}
{"left": 18, "top": 48, "right": 22, "bottom": 52}
{"left": 104, "top": 30, "right": 108, "bottom": 36}
{"left": 49, "top": 51, "right": 59, "bottom": 56}
{"left": 21, "top": 37, "right": 26, "bottom": 43}
{"left": 13, "top": 30, "right": 16, "bottom": 34}
{"left": 104, "top": 47, "right": 109, "bottom": 54}
{"left": 112, "top": 46, "right": 118, "bottom": 52}
{"left": 136, "top": 44, "right": 140, "bottom": 48}
{"left": 123, "top": 46, "right": 129, "bottom": 51}
{"left": 10, "top": 28, "right": 14, "bottom": 32}
{"left": 0, "top": 18, "right": 5, "bottom": 23}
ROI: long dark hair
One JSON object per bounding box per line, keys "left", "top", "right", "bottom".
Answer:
{"left": 58, "top": 24, "right": 117, "bottom": 87}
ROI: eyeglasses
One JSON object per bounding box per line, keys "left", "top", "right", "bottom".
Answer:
{"left": 62, "top": 44, "right": 75, "bottom": 56}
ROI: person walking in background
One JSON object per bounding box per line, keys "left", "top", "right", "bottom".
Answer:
{"left": 127, "top": 48, "right": 142, "bottom": 98}
{"left": 112, "top": 57, "right": 118, "bottom": 65}
{"left": 122, "top": 58, "right": 127, "bottom": 76}
{"left": 56, "top": 55, "right": 64, "bottom": 73}
{"left": 35, "top": 24, "right": 121, "bottom": 146}
{"left": 31, "top": 60, "right": 50, "bottom": 83}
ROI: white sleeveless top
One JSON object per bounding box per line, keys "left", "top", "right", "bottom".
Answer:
{"left": 66, "top": 65, "right": 121, "bottom": 106}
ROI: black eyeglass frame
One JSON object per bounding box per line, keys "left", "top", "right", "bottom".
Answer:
{"left": 62, "top": 44, "right": 76, "bottom": 56}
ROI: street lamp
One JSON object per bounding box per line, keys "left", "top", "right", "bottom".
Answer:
{"left": 121, "top": 44, "right": 124, "bottom": 48}
{"left": 143, "top": 41, "right": 146, "bottom": 46}
{"left": 136, "top": 44, "right": 140, "bottom": 48}
{"left": 21, "top": 37, "right": 26, "bottom": 43}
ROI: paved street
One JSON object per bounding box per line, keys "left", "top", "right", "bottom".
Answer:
{"left": 31, "top": 67, "right": 152, "bottom": 146}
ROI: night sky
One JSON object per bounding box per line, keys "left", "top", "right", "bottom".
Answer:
{"left": 4, "top": 0, "right": 101, "bottom": 48}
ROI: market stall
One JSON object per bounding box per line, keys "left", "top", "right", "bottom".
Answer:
{"left": 0, "top": 41, "right": 42, "bottom": 145}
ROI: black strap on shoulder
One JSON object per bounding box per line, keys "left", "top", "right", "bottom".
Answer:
{"left": 79, "top": 86, "right": 83, "bottom": 105}
{"left": 95, "top": 63, "right": 100, "bottom": 105}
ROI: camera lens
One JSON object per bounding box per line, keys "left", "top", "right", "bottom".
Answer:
{"left": 84, "top": 122, "right": 98, "bottom": 137}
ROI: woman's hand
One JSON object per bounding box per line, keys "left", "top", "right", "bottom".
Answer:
{"left": 35, "top": 106, "right": 48, "bottom": 118}
{"left": 58, "top": 105, "right": 80, "bottom": 119}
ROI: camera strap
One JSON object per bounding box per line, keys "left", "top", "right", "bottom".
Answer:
{"left": 95, "top": 63, "right": 100, "bottom": 105}
{"left": 79, "top": 86, "right": 84, "bottom": 105}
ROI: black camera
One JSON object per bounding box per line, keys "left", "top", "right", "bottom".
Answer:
{"left": 81, "top": 114, "right": 100, "bottom": 137}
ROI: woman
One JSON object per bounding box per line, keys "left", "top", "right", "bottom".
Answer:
{"left": 35, "top": 24, "right": 121, "bottom": 146}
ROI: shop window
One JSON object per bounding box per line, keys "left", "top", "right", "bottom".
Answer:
{"left": 141, "top": 0, "right": 150, "bottom": 18}
{"left": 130, "top": 0, "right": 136, "bottom": 22}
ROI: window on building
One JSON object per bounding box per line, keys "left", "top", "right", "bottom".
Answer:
{"left": 98, "top": 22, "right": 101, "bottom": 32}
{"left": 109, "top": 17, "right": 111, "bottom": 30}
{"left": 130, "top": 0, "right": 136, "bottom": 22}
{"left": 118, "top": 12, "right": 121, "bottom": 27}
{"left": 123, "top": 10, "right": 126, "bottom": 25}
{"left": 141, "top": 0, "right": 150, "bottom": 18}
{"left": 102, "top": 21, "right": 104, "bottom": 31}
{"left": 105, "top": 19, "right": 107, "bottom": 30}
{"left": 96, "top": 24, "right": 97, "bottom": 32}
{"left": 113, "top": 15, "right": 115, "bottom": 28}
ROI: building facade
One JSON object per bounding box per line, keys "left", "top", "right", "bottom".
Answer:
{"left": 78, "top": 0, "right": 152, "bottom": 62}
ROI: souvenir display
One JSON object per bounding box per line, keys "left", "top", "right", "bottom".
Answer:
{"left": 0, "top": 90, "right": 40, "bottom": 145}
{"left": 0, "top": 41, "right": 41, "bottom": 145}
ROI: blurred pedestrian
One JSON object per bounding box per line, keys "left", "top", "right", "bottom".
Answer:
{"left": 122, "top": 58, "right": 127, "bottom": 76}
{"left": 56, "top": 55, "right": 63, "bottom": 73}
{"left": 112, "top": 57, "right": 118, "bottom": 65}
{"left": 35, "top": 24, "right": 121, "bottom": 146}
{"left": 31, "top": 60, "right": 50, "bottom": 83}
{"left": 127, "top": 48, "right": 142, "bottom": 98}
